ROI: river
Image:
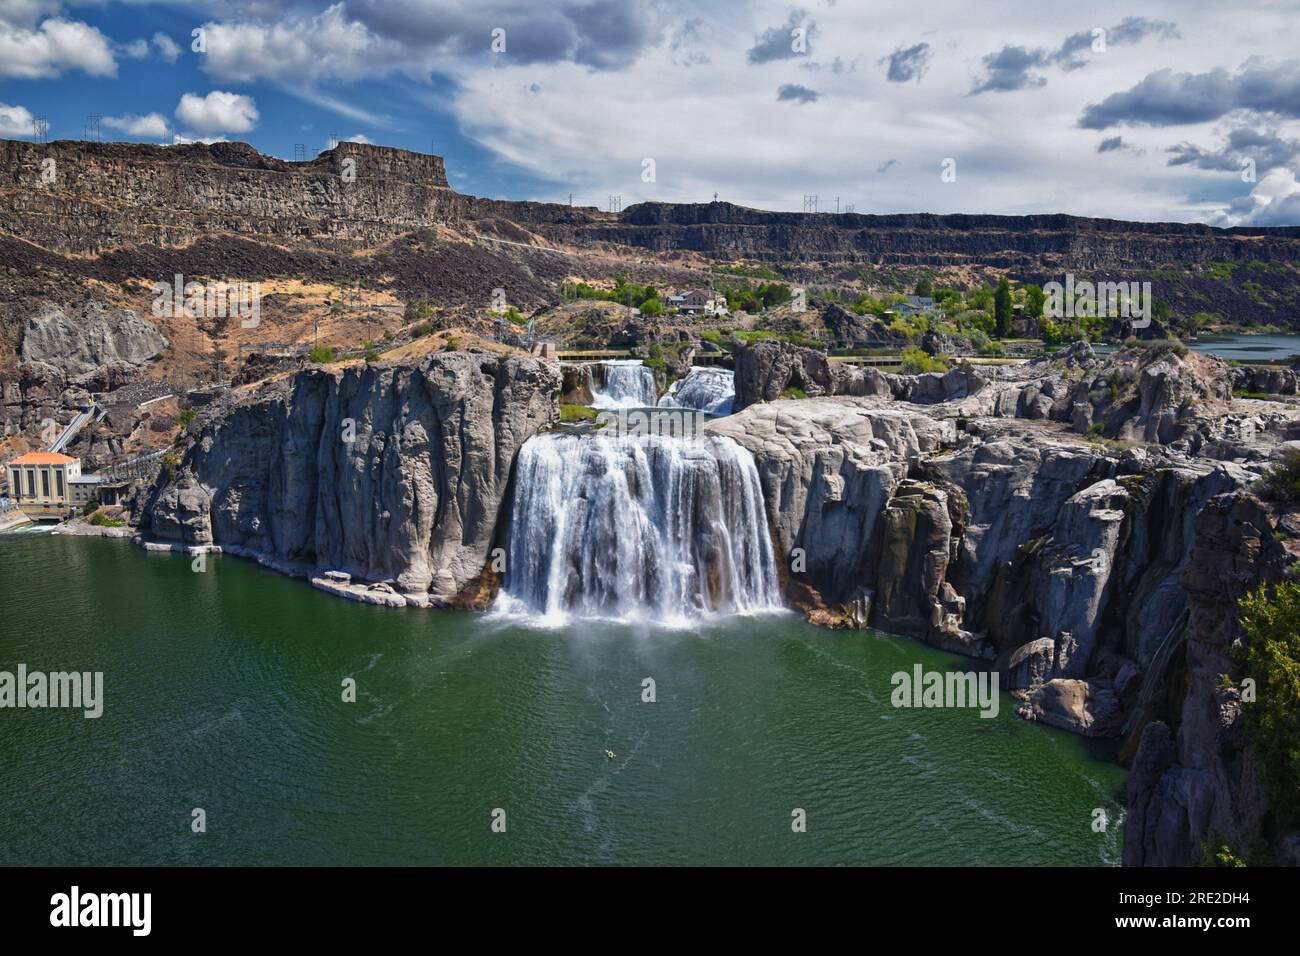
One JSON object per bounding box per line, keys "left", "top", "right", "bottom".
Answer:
{"left": 0, "top": 533, "right": 1126, "bottom": 865}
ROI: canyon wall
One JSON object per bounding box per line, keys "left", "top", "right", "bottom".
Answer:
{"left": 140, "top": 350, "right": 560, "bottom": 605}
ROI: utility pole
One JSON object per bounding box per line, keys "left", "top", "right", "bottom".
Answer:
{"left": 835, "top": 197, "right": 840, "bottom": 214}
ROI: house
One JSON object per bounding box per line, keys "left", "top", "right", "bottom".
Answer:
{"left": 664, "top": 289, "right": 729, "bottom": 316}
{"left": 69, "top": 474, "right": 105, "bottom": 509}
{"left": 893, "top": 295, "right": 938, "bottom": 316}
{"left": 6, "top": 451, "right": 82, "bottom": 519}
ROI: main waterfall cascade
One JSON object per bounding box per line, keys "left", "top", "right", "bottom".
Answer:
{"left": 493, "top": 432, "right": 782, "bottom": 625}
{"left": 658, "top": 367, "right": 735, "bottom": 416}
{"left": 587, "top": 360, "right": 658, "bottom": 409}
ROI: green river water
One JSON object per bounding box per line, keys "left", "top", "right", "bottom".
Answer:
{"left": 0, "top": 534, "right": 1126, "bottom": 866}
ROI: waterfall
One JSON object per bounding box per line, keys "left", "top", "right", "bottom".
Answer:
{"left": 494, "top": 432, "right": 782, "bottom": 626}
{"left": 588, "top": 360, "right": 658, "bottom": 408}
{"left": 659, "top": 367, "right": 735, "bottom": 416}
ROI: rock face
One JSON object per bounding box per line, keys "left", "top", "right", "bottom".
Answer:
{"left": 20, "top": 301, "right": 168, "bottom": 375}
{"left": 1124, "top": 493, "right": 1300, "bottom": 866}
{"left": 732, "top": 340, "right": 892, "bottom": 409}
{"left": 140, "top": 351, "right": 560, "bottom": 606}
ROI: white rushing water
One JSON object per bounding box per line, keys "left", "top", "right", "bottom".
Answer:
{"left": 587, "top": 360, "right": 658, "bottom": 409}
{"left": 658, "top": 367, "right": 735, "bottom": 416}
{"left": 493, "top": 432, "right": 782, "bottom": 626}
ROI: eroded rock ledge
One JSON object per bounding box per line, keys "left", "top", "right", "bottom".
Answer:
{"left": 138, "top": 350, "right": 560, "bottom": 606}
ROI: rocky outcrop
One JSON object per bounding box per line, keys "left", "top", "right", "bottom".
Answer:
{"left": 732, "top": 340, "right": 892, "bottom": 409}
{"left": 140, "top": 350, "right": 560, "bottom": 606}
{"left": 1124, "top": 493, "right": 1300, "bottom": 866}
{"left": 20, "top": 300, "right": 167, "bottom": 375}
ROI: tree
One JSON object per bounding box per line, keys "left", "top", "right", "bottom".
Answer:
{"left": 994, "top": 276, "right": 1013, "bottom": 338}
{"left": 640, "top": 297, "right": 663, "bottom": 316}
{"left": 1236, "top": 582, "right": 1300, "bottom": 832}
{"left": 914, "top": 277, "right": 934, "bottom": 299}
{"left": 1023, "top": 283, "right": 1045, "bottom": 319}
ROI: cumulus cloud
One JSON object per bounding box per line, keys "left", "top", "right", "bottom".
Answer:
{"left": 1080, "top": 58, "right": 1300, "bottom": 128}
{"left": 175, "top": 91, "right": 259, "bottom": 134}
{"left": 1167, "top": 126, "right": 1300, "bottom": 175}
{"left": 103, "top": 112, "right": 170, "bottom": 139}
{"left": 747, "top": 9, "right": 814, "bottom": 64}
{"left": 153, "top": 32, "right": 180, "bottom": 63}
{"left": 776, "top": 83, "right": 819, "bottom": 103}
{"left": 881, "top": 42, "right": 930, "bottom": 83}
{"left": 1212, "top": 168, "right": 1300, "bottom": 226}
{"left": 972, "top": 17, "right": 1179, "bottom": 95}
{"left": 344, "top": 133, "right": 372, "bottom": 143}
{"left": 0, "top": 101, "right": 35, "bottom": 137}
{"left": 0, "top": 16, "right": 116, "bottom": 79}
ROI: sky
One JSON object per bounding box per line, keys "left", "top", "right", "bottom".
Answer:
{"left": 2, "top": 0, "right": 1300, "bottom": 225}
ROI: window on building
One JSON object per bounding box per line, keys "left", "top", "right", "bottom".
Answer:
{"left": 56, "top": 471, "right": 64, "bottom": 499}
{"left": 8, "top": 470, "right": 18, "bottom": 498}
{"left": 41, "top": 470, "right": 51, "bottom": 498}
{"left": 27, "top": 470, "right": 36, "bottom": 497}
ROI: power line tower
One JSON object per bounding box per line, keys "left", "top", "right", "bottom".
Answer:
{"left": 293, "top": 144, "right": 306, "bottom": 162}
{"left": 83, "top": 114, "right": 102, "bottom": 142}
{"left": 608, "top": 195, "right": 621, "bottom": 213}
{"left": 32, "top": 117, "right": 49, "bottom": 143}
{"left": 845, "top": 203, "right": 855, "bottom": 214}
{"left": 327, "top": 133, "right": 339, "bottom": 150}
{"left": 802, "top": 194, "right": 818, "bottom": 213}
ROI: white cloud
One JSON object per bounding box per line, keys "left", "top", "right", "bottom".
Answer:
{"left": 152, "top": 32, "right": 180, "bottom": 64}
{"left": 1212, "top": 169, "right": 1300, "bottom": 226}
{"left": 175, "top": 91, "right": 259, "bottom": 134}
{"left": 170, "top": 133, "right": 229, "bottom": 145}
{"left": 0, "top": 101, "right": 35, "bottom": 137}
{"left": 103, "top": 112, "right": 171, "bottom": 139}
{"left": 119, "top": 37, "right": 149, "bottom": 60}
{"left": 0, "top": 16, "right": 116, "bottom": 79}
{"left": 344, "top": 133, "right": 372, "bottom": 144}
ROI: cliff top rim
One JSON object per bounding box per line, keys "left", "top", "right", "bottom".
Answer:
{"left": 2, "top": 136, "right": 1299, "bottom": 238}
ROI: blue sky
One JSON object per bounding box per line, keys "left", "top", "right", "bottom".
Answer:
{"left": 3, "top": 1, "right": 1300, "bottom": 224}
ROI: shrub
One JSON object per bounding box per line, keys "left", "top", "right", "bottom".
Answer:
{"left": 898, "top": 347, "right": 949, "bottom": 374}
{"left": 411, "top": 322, "right": 433, "bottom": 338}
{"left": 780, "top": 386, "right": 808, "bottom": 399}
{"left": 1255, "top": 449, "right": 1300, "bottom": 503}
{"left": 179, "top": 408, "right": 197, "bottom": 427}
{"left": 442, "top": 336, "right": 460, "bottom": 352}
{"left": 309, "top": 346, "right": 336, "bottom": 363}
{"left": 88, "top": 511, "right": 126, "bottom": 528}
{"left": 1234, "top": 582, "right": 1300, "bottom": 831}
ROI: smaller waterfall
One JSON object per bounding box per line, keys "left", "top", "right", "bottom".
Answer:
{"left": 494, "top": 432, "right": 782, "bottom": 626}
{"left": 659, "top": 367, "right": 735, "bottom": 416}
{"left": 588, "top": 361, "right": 658, "bottom": 409}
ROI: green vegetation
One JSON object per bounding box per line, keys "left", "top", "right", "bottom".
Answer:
{"left": 699, "top": 330, "right": 725, "bottom": 346}
{"left": 563, "top": 276, "right": 661, "bottom": 310}
{"left": 80, "top": 499, "right": 98, "bottom": 517}
{"left": 711, "top": 263, "right": 785, "bottom": 281}
{"left": 1234, "top": 582, "right": 1300, "bottom": 831}
{"left": 643, "top": 344, "right": 668, "bottom": 372}
{"left": 1201, "top": 833, "right": 1247, "bottom": 868}
{"left": 1204, "top": 261, "right": 1236, "bottom": 281}
{"left": 559, "top": 404, "right": 598, "bottom": 423}
{"left": 179, "top": 408, "right": 197, "bottom": 427}
{"left": 411, "top": 321, "right": 433, "bottom": 338}
{"left": 88, "top": 511, "right": 126, "bottom": 528}
{"left": 309, "top": 346, "right": 336, "bottom": 363}
{"left": 1255, "top": 449, "right": 1300, "bottom": 502}
{"left": 994, "top": 276, "right": 1012, "bottom": 338}
{"left": 504, "top": 307, "right": 527, "bottom": 325}
{"left": 898, "top": 347, "right": 949, "bottom": 374}
{"left": 780, "top": 386, "right": 808, "bottom": 399}
{"left": 442, "top": 336, "right": 461, "bottom": 352}
{"left": 639, "top": 297, "right": 664, "bottom": 317}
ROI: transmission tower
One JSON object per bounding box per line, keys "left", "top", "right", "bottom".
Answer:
{"left": 845, "top": 203, "right": 855, "bottom": 214}
{"left": 802, "top": 194, "right": 818, "bottom": 213}
{"left": 293, "top": 144, "right": 306, "bottom": 162}
{"left": 32, "top": 117, "right": 49, "bottom": 143}
{"left": 608, "top": 195, "right": 621, "bottom": 212}
{"left": 83, "top": 114, "right": 102, "bottom": 142}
